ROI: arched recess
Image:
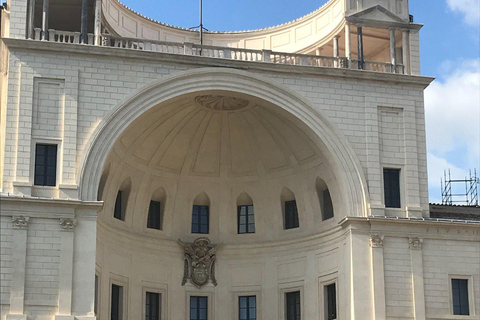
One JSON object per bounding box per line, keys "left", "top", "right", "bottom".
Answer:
{"left": 78, "top": 68, "right": 370, "bottom": 217}
{"left": 147, "top": 187, "right": 166, "bottom": 230}
{"left": 193, "top": 192, "right": 210, "bottom": 207}
{"left": 114, "top": 177, "right": 131, "bottom": 221}
{"left": 237, "top": 192, "right": 253, "bottom": 206}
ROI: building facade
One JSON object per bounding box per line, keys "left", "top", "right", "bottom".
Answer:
{"left": 0, "top": 0, "right": 479, "bottom": 319}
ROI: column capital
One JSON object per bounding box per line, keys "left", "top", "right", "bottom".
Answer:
{"left": 370, "top": 234, "right": 384, "bottom": 247}
{"left": 12, "top": 216, "right": 29, "bottom": 229}
{"left": 409, "top": 237, "right": 423, "bottom": 250}
{"left": 60, "top": 218, "right": 77, "bottom": 231}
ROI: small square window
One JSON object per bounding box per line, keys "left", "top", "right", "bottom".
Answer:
{"left": 192, "top": 205, "right": 209, "bottom": 234}
{"left": 190, "top": 296, "right": 208, "bottom": 320}
{"left": 383, "top": 169, "right": 401, "bottom": 208}
{"left": 239, "top": 296, "right": 256, "bottom": 320}
{"left": 147, "top": 201, "right": 162, "bottom": 230}
{"left": 284, "top": 200, "right": 299, "bottom": 229}
{"left": 285, "top": 291, "right": 301, "bottom": 320}
{"left": 34, "top": 144, "right": 57, "bottom": 186}
{"left": 452, "top": 279, "right": 469, "bottom": 315}
{"left": 238, "top": 205, "right": 255, "bottom": 234}
{"left": 146, "top": 291, "right": 161, "bottom": 320}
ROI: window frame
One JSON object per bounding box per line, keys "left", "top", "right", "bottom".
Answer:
{"left": 109, "top": 274, "right": 128, "bottom": 320}
{"left": 142, "top": 284, "right": 168, "bottom": 320}
{"left": 324, "top": 282, "right": 337, "bottom": 320}
{"left": 237, "top": 205, "right": 255, "bottom": 234}
{"left": 147, "top": 200, "right": 162, "bottom": 230}
{"left": 284, "top": 200, "right": 299, "bottom": 230}
{"left": 189, "top": 295, "right": 208, "bottom": 320}
{"left": 279, "top": 283, "right": 303, "bottom": 320}
{"left": 233, "top": 290, "right": 261, "bottom": 320}
{"left": 191, "top": 205, "right": 209, "bottom": 234}
{"left": 448, "top": 275, "right": 476, "bottom": 317}
{"left": 238, "top": 295, "right": 257, "bottom": 320}
{"left": 33, "top": 143, "right": 58, "bottom": 187}
{"left": 383, "top": 168, "right": 402, "bottom": 208}
{"left": 285, "top": 291, "right": 301, "bottom": 320}
{"left": 145, "top": 291, "right": 161, "bottom": 320}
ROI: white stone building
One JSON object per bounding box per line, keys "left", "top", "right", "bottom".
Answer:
{"left": 0, "top": 0, "right": 478, "bottom": 319}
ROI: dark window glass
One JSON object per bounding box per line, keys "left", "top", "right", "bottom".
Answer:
{"left": 94, "top": 275, "right": 99, "bottom": 315}
{"left": 452, "top": 279, "right": 469, "bottom": 315}
{"left": 147, "top": 201, "right": 162, "bottom": 230}
{"left": 190, "top": 296, "right": 208, "bottom": 320}
{"left": 34, "top": 144, "right": 57, "bottom": 186}
{"left": 191, "top": 205, "right": 209, "bottom": 234}
{"left": 239, "top": 296, "right": 256, "bottom": 320}
{"left": 384, "top": 169, "right": 401, "bottom": 208}
{"left": 284, "top": 200, "right": 299, "bottom": 229}
{"left": 111, "top": 284, "right": 122, "bottom": 320}
{"left": 322, "top": 189, "right": 334, "bottom": 220}
{"left": 146, "top": 292, "right": 160, "bottom": 320}
{"left": 285, "top": 291, "right": 301, "bottom": 320}
{"left": 325, "top": 283, "right": 337, "bottom": 320}
{"left": 114, "top": 191, "right": 123, "bottom": 220}
{"left": 238, "top": 205, "right": 255, "bottom": 234}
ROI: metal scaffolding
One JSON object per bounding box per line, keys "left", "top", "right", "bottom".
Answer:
{"left": 441, "top": 169, "right": 479, "bottom": 206}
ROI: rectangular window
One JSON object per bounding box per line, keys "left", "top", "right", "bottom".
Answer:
{"left": 383, "top": 169, "right": 401, "bottom": 208}
{"left": 111, "top": 284, "right": 123, "bottom": 320}
{"left": 238, "top": 205, "right": 255, "bottom": 234}
{"left": 34, "top": 144, "right": 57, "bottom": 186}
{"left": 114, "top": 191, "right": 123, "bottom": 220}
{"left": 190, "top": 296, "right": 208, "bottom": 320}
{"left": 285, "top": 291, "right": 301, "bottom": 320}
{"left": 284, "top": 200, "right": 299, "bottom": 229}
{"left": 452, "top": 279, "right": 469, "bottom": 315}
{"left": 146, "top": 292, "right": 161, "bottom": 320}
{"left": 322, "top": 189, "right": 334, "bottom": 220}
{"left": 147, "top": 201, "right": 162, "bottom": 230}
{"left": 191, "top": 205, "right": 209, "bottom": 234}
{"left": 239, "top": 296, "right": 256, "bottom": 320}
{"left": 325, "top": 283, "right": 337, "bottom": 320}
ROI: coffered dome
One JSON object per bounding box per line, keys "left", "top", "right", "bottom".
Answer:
{"left": 112, "top": 91, "right": 325, "bottom": 180}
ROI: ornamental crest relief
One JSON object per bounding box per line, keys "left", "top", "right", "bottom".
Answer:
{"left": 178, "top": 237, "right": 218, "bottom": 288}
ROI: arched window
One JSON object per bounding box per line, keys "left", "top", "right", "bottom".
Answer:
{"left": 192, "top": 192, "right": 210, "bottom": 234}
{"left": 147, "top": 187, "right": 166, "bottom": 230}
{"left": 316, "top": 178, "right": 334, "bottom": 220}
{"left": 281, "top": 187, "right": 299, "bottom": 229}
{"left": 237, "top": 192, "right": 255, "bottom": 234}
{"left": 114, "top": 177, "right": 131, "bottom": 221}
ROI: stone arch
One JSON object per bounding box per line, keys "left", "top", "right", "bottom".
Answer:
{"left": 78, "top": 68, "right": 370, "bottom": 217}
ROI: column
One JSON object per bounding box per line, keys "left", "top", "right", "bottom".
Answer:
{"left": 41, "top": 0, "right": 49, "bottom": 40}
{"left": 55, "top": 219, "right": 77, "bottom": 320}
{"left": 345, "top": 24, "right": 351, "bottom": 67}
{"left": 370, "top": 235, "right": 387, "bottom": 320}
{"left": 81, "top": 0, "right": 88, "bottom": 44}
{"left": 402, "top": 30, "right": 409, "bottom": 74}
{"left": 409, "top": 237, "right": 426, "bottom": 320}
{"left": 7, "top": 216, "right": 29, "bottom": 320}
{"left": 94, "top": 0, "right": 102, "bottom": 45}
{"left": 27, "top": 0, "right": 36, "bottom": 39}
{"left": 357, "top": 26, "right": 364, "bottom": 70}
{"left": 333, "top": 36, "right": 339, "bottom": 67}
{"left": 390, "top": 29, "right": 397, "bottom": 73}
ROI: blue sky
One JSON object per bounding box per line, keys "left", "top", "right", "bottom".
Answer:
{"left": 121, "top": 0, "right": 480, "bottom": 204}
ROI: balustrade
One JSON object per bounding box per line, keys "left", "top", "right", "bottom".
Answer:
{"left": 27, "top": 31, "right": 408, "bottom": 75}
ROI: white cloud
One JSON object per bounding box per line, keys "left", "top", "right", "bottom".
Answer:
{"left": 427, "top": 153, "right": 471, "bottom": 204}
{"left": 424, "top": 59, "right": 480, "bottom": 170}
{"left": 446, "top": 0, "right": 480, "bottom": 25}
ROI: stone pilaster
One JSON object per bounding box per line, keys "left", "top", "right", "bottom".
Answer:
{"left": 370, "top": 234, "right": 386, "bottom": 320}
{"left": 409, "top": 237, "right": 426, "bottom": 320}
{"left": 56, "top": 218, "right": 77, "bottom": 319}
{"left": 7, "top": 216, "right": 29, "bottom": 320}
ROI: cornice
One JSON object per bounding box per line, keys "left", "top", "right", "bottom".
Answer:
{"left": 0, "top": 193, "right": 103, "bottom": 208}
{"left": 339, "top": 216, "right": 480, "bottom": 228}
{"left": 3, "top": 38, "right": 435, "bottom": 88}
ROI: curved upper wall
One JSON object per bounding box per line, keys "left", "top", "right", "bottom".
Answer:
{"left": 103, "top": 0, "right": 347, "bottom": 53}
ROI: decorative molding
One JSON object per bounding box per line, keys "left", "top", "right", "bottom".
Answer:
{"left": 409, "top": 237, "right": 423, "bottom": 250}
{"left": 178, "top": 237, "right": 218, "bottom": 288}
{"left": 195, "top": 95, "right": 249, "bottom": 111}
{"left": 60, "top": 218, "right": 77, "bottom": 230}
{"left": 370, "top": 234, "right": 384, "bottom": 247}
{"left": 12, "top": 216, "right": 30, "bottom": 229}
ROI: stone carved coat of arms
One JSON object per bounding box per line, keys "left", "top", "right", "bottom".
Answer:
{"left": 178, "top": 237, "right": 218, "bottom": 288}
